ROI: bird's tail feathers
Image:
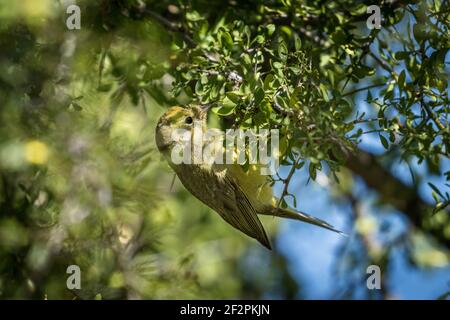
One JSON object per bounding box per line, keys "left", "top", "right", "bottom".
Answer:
{"left": 269, "top": 206, "right": 347, "bottom": 236}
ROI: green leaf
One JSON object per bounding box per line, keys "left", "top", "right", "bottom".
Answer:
{"left": 226, "top": 91, "right": 242, "bottom": 104}
{"left": 280, "top": 198, "right": 288, "bottom": 209}
{"left": 319, "top": 83, "right": 329, "bottom": 102}
{"left": 389, "top": 132, "right": 396, "bottom": 143}
{"left": 309, "top": 164, "right": 317, "bottom": 180}
{"left": 354, "top": 65, "right": 375, "bottom": 79}
{"left": 278, "top": 41, "right": 288, "bottom": 61}
{"left": 437, "top": 291, "right": 450, "bottom": 300}
{"left": 331, "top": 145, "right": 346, "bottom": 162}
{"left": 222, "top": 96, "right": 236, "bottom": 109}
{"left": 263, "top": 74, "right": 274, "bottom": 90}
{"left": 367, "top": 90, "right": 373, "bottom": 102}
{"left": 212, "top": 100, "right": 236, "bottom": 116}
{"left": 294, "top": 161, "right": 305, "bottom": 170}
{"left": 242, "top": 53, "right": 252, "bottom": 66}
{"left": 195, "top": 80, "right": 204, "bottom": 95}
{"left": 331, "top": 28, "right": 347, "bottom": 45}
{"left": 379, "top": 134, "right": 389, "bottom": 149}
{"left": 201, "top": 75, "right": 208, "bottom": 85}
{"left": 186, "top": 11, "right": 203, "bottom": 21}
{"left": 398, "top": 70, "right": 406, "bottom": 90}
{"left": 97, "top": 84, "right": 112, "bottom": 92}
{"left": 71, "top": 102, "right": 82, "bottom": 111}
{"left": 294, "top": 34, "right": 302, "bottom": 51}
{"left": 395, "top": 51, "right": 409, "bottom": 60}
{"left": 222, "top": 32, "right": 234, "bottom": 48}
{"left": 255, "top": 35, "right": 265, "bottom": 44}
{"left": 428, "top": 182, "right": 444, "bottom": 199}
{"left": 254, "top": 87, "right": 265, "bottom": 105}
{"left": 413, "top": 24, "right": 427, "bottom": 42}
{"left": 273, "top": 61, "right": 283, "bottom": 69}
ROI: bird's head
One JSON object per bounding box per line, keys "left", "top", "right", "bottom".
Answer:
{"left": 155, "top": 104, "right": 210, "bottom": 153}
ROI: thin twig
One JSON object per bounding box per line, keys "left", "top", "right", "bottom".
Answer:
{"left": 422, "top": 100, "right": 446, "bottom": 131}
{"left": 142, "top": 8, "right": 197, "bottom": 48}
{"left": 347, "top": 117, "right": 384, "bottom": 125}
{"left": 342, "top": 83, "right": 386, "bottom": 97}
{"left": 98, "top": 48, "right": 107, "bottom": 88}
{"left": 417, "top": 42, "right": 447, "bottom": 132}
{"left": 277, "top": 157, "right": 300, "bottom": 208}
{"left": 170, "top": 173, "right": 177, "bottom": 191}
{"left": 272, "top": 89, "right": 294, "bottom": 116}
{"left": 369, "top": 52, "right": 394, "bottom": 74}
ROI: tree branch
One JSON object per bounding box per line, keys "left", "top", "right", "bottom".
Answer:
{"left": 342, "top": 82, "right": 386, "bottom": 97}
{"left": 345, "top": 149, "right": 449, "bottom": 249}
{"left": 131, "top": 5, "right": 197, "bottom": 48}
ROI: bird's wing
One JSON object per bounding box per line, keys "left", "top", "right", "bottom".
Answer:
{"left": 220, "top": 174, "right": 272, "bottom": 250}
{"left": 172, "top": 163, "right": 271, "bottom": 249}
{"left": 226, "top": 164, "right": 274, "bottom": 208}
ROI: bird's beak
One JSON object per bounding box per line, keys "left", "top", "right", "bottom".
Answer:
{"left": 201, "top": 103, "right": 212, "bottom": 112}
{"left": 199, "top": 103, "right": 212, "bottom": 119}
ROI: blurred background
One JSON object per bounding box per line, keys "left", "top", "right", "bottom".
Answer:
{"left": 0, "top": 0, "right": 448, "bottom": 299}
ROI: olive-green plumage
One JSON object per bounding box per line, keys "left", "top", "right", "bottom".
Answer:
{"left": 155, "top": 105, "right": 344, "bottom": 249}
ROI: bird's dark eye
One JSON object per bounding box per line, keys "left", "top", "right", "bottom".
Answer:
{"left": 185, "top": 116, "right": 193, "bottom": 124}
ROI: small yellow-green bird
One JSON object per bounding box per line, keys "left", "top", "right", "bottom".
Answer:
{"left": 155, "top": 104, "right": 343, "bottom": 249}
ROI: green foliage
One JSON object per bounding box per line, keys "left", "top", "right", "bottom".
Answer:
{"left": 0, "top": 0, "right": 448, "bottom": 299}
